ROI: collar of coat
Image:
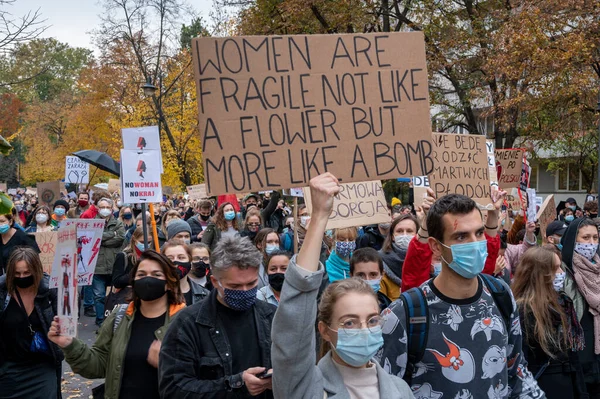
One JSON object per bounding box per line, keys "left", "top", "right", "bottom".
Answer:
{"left": 125, "top": 301, "right": 186, "bottom": 317}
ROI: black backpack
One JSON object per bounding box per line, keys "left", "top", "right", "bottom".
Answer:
{"left": 399, "top": 274, "right": 513, "bottom": 385}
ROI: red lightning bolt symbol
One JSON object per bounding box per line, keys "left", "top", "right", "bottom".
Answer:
{"left": 88, "top": 238, "right": 101, "bottom": 266}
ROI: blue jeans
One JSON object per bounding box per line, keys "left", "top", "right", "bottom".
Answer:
{"left": 92, "top": 274, "right": 112, "bottom": 325}
{"left": 83, "top": 285, "right": 94, "bottom": 307}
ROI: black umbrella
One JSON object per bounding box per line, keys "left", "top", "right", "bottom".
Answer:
{"left": 72, "top": 150, "right": 120, "bottom": 177}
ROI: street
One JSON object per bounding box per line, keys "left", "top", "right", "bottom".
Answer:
{"left": 61, "top": 313, "right": 104, "bottom": 398}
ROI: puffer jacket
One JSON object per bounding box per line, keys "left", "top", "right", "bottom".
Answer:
{"left": 63, "top": 301, "right": 185, "bottom": 399}
{"left": 0, "top": 274, "right": 65, "bottom": 398}
{"left": 95, "top": 216, "right": 126, "bottom": 276}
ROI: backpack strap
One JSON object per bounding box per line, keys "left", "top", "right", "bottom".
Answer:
{"left": 480, "top": 274, "right": 513, "bottom": 331}
{"left": 399, "top": 287, "right": 429, "bottom": 386}
{"left": 112, "top": 303, "right": 129, "bottom": 334}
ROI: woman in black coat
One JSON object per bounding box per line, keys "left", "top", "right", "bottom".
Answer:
{"left": 0, "top": 247, "right": 64, "bottom": 398}
{"left": 0, "top": 212, "right": 40, "bottom": 275}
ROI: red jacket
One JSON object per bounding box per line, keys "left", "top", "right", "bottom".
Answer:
{"left": 400, "top": 233, "right": 500, "bottom": 292}
{"left": 80, "top": 205, "right": 98, "bottom": 219}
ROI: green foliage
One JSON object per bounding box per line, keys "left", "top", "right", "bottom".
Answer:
{"left": 180, "top": 17, "right": 210, "bottom": 49}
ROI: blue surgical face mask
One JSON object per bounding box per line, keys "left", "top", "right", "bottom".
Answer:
{"left": 135, "top": 242, "right": 146, "bottom": 252}
{"left": 432, "top": 262, "right": 442, "bottom": 276}
{"left": 332, "top": 326, "right": 384, "bottom": 367}
{"left": 224, "top": 211, "right": 236, "bottom": 221}
{"left": 0, "top": 223, "right": 10, "bottom": 234}
{"left": 438, "top": 239, "right": 488, "bottom": 279}
{"left": 335, "top": 241, "right": 355, "bottom": 258}
{"left": 556, "top": 243, "right": 563, "bottom": 251}
{"left": 365, "top": 278, "right": 381, "bottom": 293}
{"left": 565, "top": 215, "right": 575, "bottom": 222}
{"left": 218, "top": 281, "right": 257, "bottom": 311}
{"left": 54, "top": 208, "right": 66, "bottom": 216}
{"left": 265, "top": 244, "right": 279, "bottom": 255}
{"left": 569, "top": 205, "right": 577, "bottom": 211}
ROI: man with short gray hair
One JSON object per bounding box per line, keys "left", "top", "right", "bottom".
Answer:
{"left": 159, "top": 236, "right": 275, "bottom": 398}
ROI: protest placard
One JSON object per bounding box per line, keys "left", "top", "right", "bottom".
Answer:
{"left": 7, "top": 188, "right": 16, "bottom": 195}
{"left": 163, "top": 186, "right": 173, "bottom": 195}
{"left": 412, "top": 176, "right": 429, "bottom": 207}
{"left": 26, "top": 186, "right": 37, "bottom": 195}
{"left": 65, "top": 156, "right": 90, "bottom": 184}
{"left": 520, "top": 158, "right": 531, "bottom": 191}
{"left": 35, "top": 231, "right": 58, "bottom": 274}
{"left": 303, "top": 180, "right": 389, "bottom": 229}
{"left": 495, "top": 149, "right": 524, "bottom": 189}
{"left": 59, "top": 219, "right": 106, "bottom": 286}
{"left": 0, "top": 183, "right": 6, "bottom": 192}
{"left": 108, "top": 179, "right": 120, "bottom": 193}
{"left": 526, "top": 188, "right": 537, "bottom": 222}
{"left": 536, "top": 194, "right": 556, "bottom": 240}
{"left": 193, "top": 32, "right": 433, "bottom": 195}
{"left": 187, "top": 184, "right": 208, "bottom": 200}
{"left": 283, "top": 188, "right": 304, "bottom": 197}
{"left": 120, "top": 149, "right": 163, "bottom": 204}
{"left": 506, "top": 187, "right": 522, "bottom": 210}
{"left": 37, "top": 181, "right": 61, "bottom": 206}
{"left": 428, "top": 133, "right": 492, "bottom": 208}
{"left": 486, "top": 140, "right": 498, "bottom": 188}
{"left": 122, "top": 126, "right": 164, "bottom": 172}
{"left": 52, "top": 224, "right": 78, "bottom": 337}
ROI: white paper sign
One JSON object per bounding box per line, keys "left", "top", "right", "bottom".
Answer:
{"left": 284, "top": 188, "right": 304, "bottom": 197}
{"left": 486, "top": 140, "right": 499, "bottom": 188}
{"left": 412, "top": 176, "right": 430, "bottom": 187}
{"left": 526, "top": 188, "right": 537, "bottom": 222}
{"left": 120, "top": 149, "right": 163, "bottom": 203}
{"left": 52, "top": 224, "right": 78, "bottom": 337}
{"left": 59, "top": 219, "right": 106, "bottom": 286}
{"left": 121, "top": 126, "right": 163, "bottom": 172}
{"left": 65, "top": 156, "right": 90, "bottom": 184}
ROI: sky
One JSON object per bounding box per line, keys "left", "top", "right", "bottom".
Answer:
{"left": 7, "top": 0, "right": 215, "bottom": 51}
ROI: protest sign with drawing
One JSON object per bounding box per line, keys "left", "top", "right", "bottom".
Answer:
{"left": 495, "top": 149, "right": 524, "bottom": 190}
{"left": 187, "top": 184, "right": 208, "bottom": 200}
{"left": 412, "top": 176, "right": 429, "bottom": 207}
{"left": 34, "top": 231, "right": 58, "bottom": 274}
{"left": 485, "top": 140, "right": 499, "bottom": 188}
{"left": 120, "top": 149, "right": 163, "bottom": 204}
{"left": 37, "top": 181, "right": 61, "bottom": 206}
{"left": 65, "top": 156, "right": 90, "bottom": 184}
{"left": 520, "top": 158, "right": 531, "bottom": 191}
{"left": 506, "top": 187, "right": 522, "bottom": 211}
{"left": 193, "top": 32, "right": 434, "bottom": 195}
{"left": 122, "top": 126, "right": 164, "bottom": 172}
{"left": 303, "top": 180, "right": 389, "bottom": 229}
{"left": 428, "top": 133, "right": 492, "bottom": 209}
{"left": 50, "top": 224, "right": 78, "bottom": 337}
{"left": 536, "top": 194, "right": 556, "bottom": 241}
{"left": 59, "top": 219, "right": 106, "bottom": 286}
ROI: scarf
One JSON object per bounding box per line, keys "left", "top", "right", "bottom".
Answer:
{"left": 571, "top": 252, "right": 600, "bottom": 354}
{"left": 325, "top": 251, "right": 350, "bottom": 283}
{"left": 557, "top": 293, "right": 585, "bottom": 351}
{"left": 379, "top": 243, "right": 407, "bottom": 286}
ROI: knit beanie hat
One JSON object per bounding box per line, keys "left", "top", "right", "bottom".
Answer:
{"left": 167, "top": 218, "right": 192, "bottom": 240}
{"left": 54, "top": 199, "right": 70, "bottom": 212}
{"left": 391, "top": 197, "right": 401, "bottom": 207}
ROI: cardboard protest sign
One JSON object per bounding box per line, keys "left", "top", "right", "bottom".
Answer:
{"left": 486, "top": 140, "right": 498, "bottom": 188}
{"left": 495, "top": 149, "right": 524, "bottom": 189}
{"left": 52, "top": 224, "right": 78, "bottom": 337}
{"left": 65, "top": 156, "right": 90, "bottom": 184}
{"left": 122, "top": 126, "right": 164, "bottom": 173}
{"left": 60, "top": 219, "right": 106, "bottom": 286}
{"left": 429, "top": 133, "right": 492, "bottom": 208}
{"left": 34, "top": 231, "right": 58, "bottom": 274}
{"left": 193, "top": 32, "right": 433, "bottom": 195}
{"left": 505, "top": 187, "right": 522, "bottom": 211}
{"left": 26, "top": 187, "right": 37, "bottom": 196}
{"left": 108, "top": 179, "right": 120, "bottom": 193}
{"left": 187, "top": 184, "right": 208, "bottom": 200}
{"left": 120, "top": 149, "right": 163, "bottom": 204}
{"left": 526, "top": 188, "right": 537, "bottom": 222}
{"left": 520, "top": 158, "right": 531, "bottom": 191}
{"left": 412, "top": 176, "right": 429, "bottom": 207}
{"left": 536, "top": 194, "right": 556, "bottom": 240}
{"left": 37, "top": 181, "right": 61, "bottom": 206}
{"left": 303, "top": 180, "right": 389, "bottom": 229}
{"left": 0, "top": 183, "right": 6, "bottom": 192}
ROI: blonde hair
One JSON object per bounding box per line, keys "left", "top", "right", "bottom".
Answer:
{"left": 334, "top": 227, "right": 358, "bottom": 241}
{"left": 317, "top": 277, "right": 378, "bottom": 361}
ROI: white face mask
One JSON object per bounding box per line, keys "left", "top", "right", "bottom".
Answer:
{"left": 553, "top": 271, "right": 566, "bottom": 292}
{"left": 98, "top": 208, "right": 112, "bottom": 218}
{"left": 36, "top": 214, "right": 48, "bottom": 224}
{"left": 394, "top": 234, "right": 413, "bottom": 250}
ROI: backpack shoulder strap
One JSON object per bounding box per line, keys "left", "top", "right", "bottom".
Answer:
{"left": 399, "top": 287, "right": 429, "bottom": 386}
{"left": 112, "top": 303, "right": 129, "bottom": 334}
{"left": 480, "top": 274, "right": 513, "bottom": 330}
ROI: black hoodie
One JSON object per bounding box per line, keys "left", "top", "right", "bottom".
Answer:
{"left": 560, "top": 217, "right": 586, "bottom": 273}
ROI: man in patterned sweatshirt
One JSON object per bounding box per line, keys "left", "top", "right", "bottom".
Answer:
{"left": 377, "top": 193, "right": 545, "bottom": 399}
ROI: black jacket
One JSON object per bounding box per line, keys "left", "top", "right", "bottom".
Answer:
{"left": 188, "top": 215, "right": 209, "bottom": 243}
{"left": 111, "top": 251, "right": 136, "bottom": 289}
{"left": 356, "top": 225, "right": 386, "bottom": 251}
{"left": 0, "top": 228, "right": 40, "bottom": 275}
{"left": 0, "top": 274, "right": 64, "bottom": 398}
{"left": 159, "top": 289, "right": 276, "bottom": 398}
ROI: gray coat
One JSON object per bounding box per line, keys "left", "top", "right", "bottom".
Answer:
{"left": 271, "top": 257, "right": 414, "bottom": 399}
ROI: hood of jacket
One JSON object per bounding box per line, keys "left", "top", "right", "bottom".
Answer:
{"left": 561, "top": 217, "right": 586, "bottom": 273}
{"left": 363, "top": 224, "right": 385, "bottom": 239}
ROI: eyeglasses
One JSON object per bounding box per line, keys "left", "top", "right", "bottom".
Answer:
{"left": 194, "top": 257, "right": 210, "bottom": 263}
{"left": 330, "top": 315, "right": 384, "bottom": 336}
